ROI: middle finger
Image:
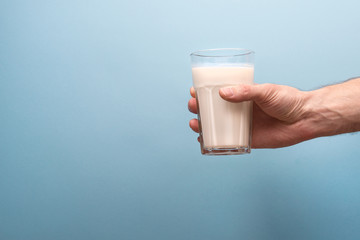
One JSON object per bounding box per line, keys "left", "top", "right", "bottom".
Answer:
{"left": 188, "top": 97, "right": 198, "bottom": 114}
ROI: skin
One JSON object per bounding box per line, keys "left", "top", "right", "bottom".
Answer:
{"left": 188, "top": 78, "right": 360, "bottom": 148}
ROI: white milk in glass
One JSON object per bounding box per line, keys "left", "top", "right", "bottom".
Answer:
{"left": 192, "top": 65, "right": 254, "bottom": 153}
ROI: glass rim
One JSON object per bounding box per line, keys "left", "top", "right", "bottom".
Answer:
{"left": 190, "top": 48, "right": 254, "bottom": 58}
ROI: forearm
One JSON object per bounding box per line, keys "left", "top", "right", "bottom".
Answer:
{"left": 303, "top": 78, "right": 360, "bottom": 139}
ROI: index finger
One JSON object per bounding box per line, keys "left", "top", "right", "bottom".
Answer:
{"left": 190, "top": 87, "right": 196, "bottom": 98}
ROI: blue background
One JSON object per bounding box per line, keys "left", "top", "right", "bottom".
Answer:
{"left": 1, "top": 0, "right": 360, "bottom": 239}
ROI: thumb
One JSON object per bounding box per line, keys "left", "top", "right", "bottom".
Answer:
{"left": 219, "top": 84, "right": 265, "bottom": 103}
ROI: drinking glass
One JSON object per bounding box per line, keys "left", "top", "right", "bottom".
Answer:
{"left": 190, "top": 48, "right": 255, "bottom": 155}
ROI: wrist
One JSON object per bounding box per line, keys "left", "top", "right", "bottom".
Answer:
{"left": 301, "top": 88, "right": 335, "bottom": 139}
{"left": 301, "top": 79, "right": 360, "bottom": 139}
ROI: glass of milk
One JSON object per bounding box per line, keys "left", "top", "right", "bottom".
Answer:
{"left": 190, "top": 48, "right": 255, "bottom": 155}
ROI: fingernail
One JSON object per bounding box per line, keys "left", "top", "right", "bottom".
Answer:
{"left": 220, "top": 87, "right": 234, "bottom": 97}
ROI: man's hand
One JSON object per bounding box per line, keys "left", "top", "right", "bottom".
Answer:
{"left": 189, "top": 78, "right": 360, "bottom": 148}
{"left": 189, "top": 84, "right": 311, "bottom": 148}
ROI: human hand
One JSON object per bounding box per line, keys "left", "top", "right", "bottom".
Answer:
{"left": 188, "top": 84, "right": 313, "bottom": 148}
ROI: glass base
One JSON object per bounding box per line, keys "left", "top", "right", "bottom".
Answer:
{"left": 201, "top": 146, "right": 251, "bottom": 156}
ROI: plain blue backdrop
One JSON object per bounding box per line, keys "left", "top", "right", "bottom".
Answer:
{"left": 1, "top": 0, "right": 360, "bottom": 239}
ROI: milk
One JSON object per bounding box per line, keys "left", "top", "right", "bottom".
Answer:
{"left": 192, "top": 66, "right": 254, "bottom": 154}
